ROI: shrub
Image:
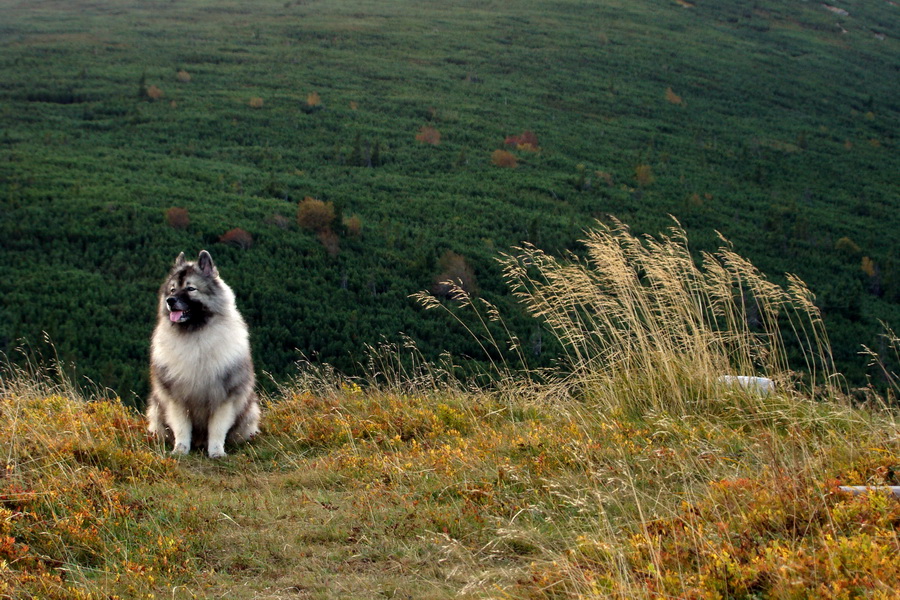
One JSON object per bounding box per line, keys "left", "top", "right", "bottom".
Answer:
{"left": 431, "top": 250, "right": 477, "bottom": 300}
{"left": 317, "top": 228, "right": 340, "bottom": 256}
{"left": 343, "top": 214, "right": 362, "bottom": 237}
{"left": 175, "top": 70, "right": 191, "bottom": 83}
{"left": 415, "top": 126, "right": 441, "bottom": 145}
{"left": 248, "top": 97, "right": 264, "bottom": 109}
{"left": 219, "top": 227, "right": 253, "bottom": 249}
{"left": 491, "top": 149, "right": 517, "bottom": 168}
{"left": 146, "top": 85, "right": 164, "bottom": 100}
{"left": 835, "top": 236, "right": 861, "bottom": 255}
{"left": 306, "top": 91, "right": 321, "bottom": 107}
{"left": 505, "top": 130, "right": 539, "bottom": 151}
{"left": 297, "top": 197, "right": 335, "bottom": 233}
{"left": 634, "top": 163, "right": 654, "bottom": 186}
{"left": 164, "top": 207, "right": 190, "bottom": 230}
{"left": 665, "top": 86, "right": 683, "bottom": 105}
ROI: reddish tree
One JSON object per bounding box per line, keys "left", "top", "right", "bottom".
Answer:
{"left": 165, "top": 207, "right": 190, "bottom": 230}
{"left": 219, "top": 228, "right": 253, "bottom": 249}
{"left": 415, "top": 126, "right": 441, "bottom": 145}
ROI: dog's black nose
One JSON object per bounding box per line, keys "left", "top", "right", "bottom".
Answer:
{"left": 166, "top": 297, "right": 177, "bottom": 307}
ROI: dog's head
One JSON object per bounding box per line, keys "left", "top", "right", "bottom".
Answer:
{"left": 159, "top": 250, "right": 228, "bottom": 329}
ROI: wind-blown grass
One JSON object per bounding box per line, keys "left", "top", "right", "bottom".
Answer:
{"left": 496, "top": 218, "right": 839, "bottom": 415}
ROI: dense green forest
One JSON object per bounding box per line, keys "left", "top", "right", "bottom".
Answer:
{"left": 1, "top": 0, "right": 898, "bottom": 401}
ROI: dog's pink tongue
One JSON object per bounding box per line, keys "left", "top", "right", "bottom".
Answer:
{"left": 169, "top": 310, "right": 183, "bottom": 323}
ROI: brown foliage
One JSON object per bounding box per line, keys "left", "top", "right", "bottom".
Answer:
{"left": 146, "top": 85, "right": 164, "bottom": 100}
{"left": 248, "top": 97, "right": 264, "bottom": 109}
{"left": 306, "top": 91, "right": 321, "bottom": 107}
{"left": 219, "top": 228, "right": 253, "bottom": 249}
{"left": 343, "top": 214, "right": 362, "bottom": 237}
{"left": 415, "top": 126, "right": 441, "bottom": 145}
{"left": 431, "top": 250, "right": 477, "bottom": 300}
{"left": 491, "top": 149, "right": 518, "bottom": 168}
{"left": 165, "top": 207, "right": 190, "bottom": 230}
{"left": 176, "top": 70, "right": 191, "bottom": 83}
{"left": 297, "top": 197, "right": 336, "bottom": 233}
{"left": 664, "top": 86, "right": 683, "bottom": 105}
{"left": 317, "top": 228, "right": 340, "bottom": 257}
{"left": 634, "top": 164, "right": 654, "bottom": 187}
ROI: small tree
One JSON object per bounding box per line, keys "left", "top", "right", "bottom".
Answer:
{"left": 491, "top": 149, "right": 518, "bottom": 168}
{"left": 248, "top": 97, "right": 264, "bottom": 109}
{"left": 176, "top": 70, "right": 191, "bottom": 83}
{"left": 219, "top": 227, "right": 253, "bottom": 249}
{"left": 146, "top": 85, "right": 164, "bottom": 100}
{"left": 432, "top": 250, "right": 477, "bottom": 300}
{"left": 415, "top": 126, "right": 441, "bottom": 145}
{"left": 317, "top": 228, "right": 340, "bottom": 257}
{"left": 297, "top": 197, "right": 336, "bottom": 233}
{"left": 635, "top": 164, "right": 654, "bottom": 187}
{"left": 343, "top": 214, "right": 362, "bottom": 237}
{"left": 165, "top": 207, "right": 190, "bottom": 230}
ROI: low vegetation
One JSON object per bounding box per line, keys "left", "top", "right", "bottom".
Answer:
{"left": 2, "top": 225, "right": 897, "bottom": 598}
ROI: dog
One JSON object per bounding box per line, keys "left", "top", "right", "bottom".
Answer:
{"left": 146, "top": 250, "right": 260, "bottom": 457}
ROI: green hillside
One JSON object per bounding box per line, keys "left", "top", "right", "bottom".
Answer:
{"left": 1, "top": 0, "right": 898, "bottom": 398}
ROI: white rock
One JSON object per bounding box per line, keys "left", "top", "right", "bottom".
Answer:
{"left": 717, "top": 375, "right": 775, "bottom": 396}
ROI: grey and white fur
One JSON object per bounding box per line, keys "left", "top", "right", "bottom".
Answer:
{"left": 146, "top": 250, "right": 260, "bottom": 457}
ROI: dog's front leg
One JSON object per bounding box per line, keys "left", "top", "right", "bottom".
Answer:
{"left": 165, "top": 402, "right": 193, "bottom": 455}
{"left": 207, "top": 402, "right": 237, "bottom": 458}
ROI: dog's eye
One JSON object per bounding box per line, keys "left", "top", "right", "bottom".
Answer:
{"left": 185, "top": 286, "right": 196, "bottom": 292}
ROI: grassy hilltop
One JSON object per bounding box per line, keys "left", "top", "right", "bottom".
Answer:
{"left": 0, "top": 0, "right": 898, "bottom": 397}
{"left": 2, "top": 219, "right": 899, "bottom": 598}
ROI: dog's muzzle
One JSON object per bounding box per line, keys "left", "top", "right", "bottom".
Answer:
{"left": 166, "top": 297, "right": 190, "bottom": 323}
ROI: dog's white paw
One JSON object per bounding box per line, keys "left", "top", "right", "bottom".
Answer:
{"left": 208, "top": 442, "right": 227, "bottom": 458}
{"left": 172, "top": 442, "right": 190, "bottom": 455}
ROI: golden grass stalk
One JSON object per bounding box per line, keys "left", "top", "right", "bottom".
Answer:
{"left": 497, "top": 218, "right": 839, "bottom": 414}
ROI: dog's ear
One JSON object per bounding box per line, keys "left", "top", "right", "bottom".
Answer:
{"left": 198, "top": 250, "right": 217, "bottom": 277}
{"left": 174, "top": 252, "right": 187, "bottom": 268}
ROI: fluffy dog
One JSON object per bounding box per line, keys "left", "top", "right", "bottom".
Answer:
{"left": 146, "top": 250, "right": 260, "bottom": 457}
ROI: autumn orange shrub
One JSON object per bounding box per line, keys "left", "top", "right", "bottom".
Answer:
{"left": 306, "top": 91, "right": 321, "bottom": 107}
{"left": 248, "top": 96, "right": 264, "bottom": 108}
{"left": 219, "top": 227, "right": 253, "bottom": 249}
{"left": 146, "top": 85, "right": 164, "bottom": 100}
{"left": 665, "top": 86, "right": 683, "bottom": 105}
{"left": 415, "top": 126, "right": 441, "bottom": 145}
{"left": 165, "top": 207, "right": 190, "bottom": 230}
{"left": 297, "top": 196, "right": 336, "bottom": 233}
{"left": 491, "top": 149, "right": 517, "bottom": 168}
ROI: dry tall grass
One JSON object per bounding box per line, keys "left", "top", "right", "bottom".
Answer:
{"left": 495, "top": 218, "right": 838, "bottom": 414}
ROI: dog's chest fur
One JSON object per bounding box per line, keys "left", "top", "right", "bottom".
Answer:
{"left": 151, "top": 313, "right": 250, "bottom": 408}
